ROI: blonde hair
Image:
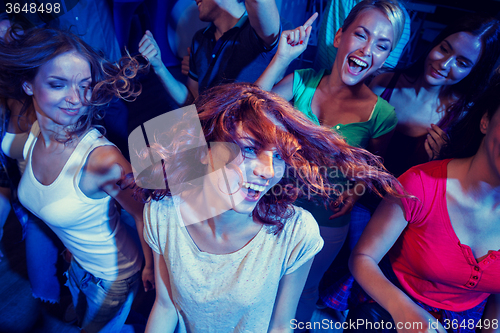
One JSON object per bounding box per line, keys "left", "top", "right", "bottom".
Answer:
{"left": 342, "top": 0, "right": 405, "bottom": 51}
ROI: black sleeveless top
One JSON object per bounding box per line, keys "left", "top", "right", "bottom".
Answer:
{"left": 379, "top": 73, "right": 428, "bottom": 177}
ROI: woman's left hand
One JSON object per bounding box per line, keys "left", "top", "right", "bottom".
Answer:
{"left": 142, "top": 265, "right": 155, "bottom": 292}
{"left": 329, "top": 189, "right": 362, "bottom": 220}
{"left": 424, "top": 124, "right": 449, "bottom": 161}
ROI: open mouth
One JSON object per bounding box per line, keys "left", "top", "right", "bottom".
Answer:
{"left": 348, "top": 56, "right": 368, "bottom": 74}
{"left": 242, "top": 182, "right": 266, "bottom": 200}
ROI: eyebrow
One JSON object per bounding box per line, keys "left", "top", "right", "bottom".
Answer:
{"left": 239, "top": 136, "right": 258, "bottom": 145}
{"left": 443, "top": 40, "right": 475, "bottom": 65}
{"left": 48, "top": 76, "right": 92, "bottom": 82}
{"left": 358, "top": 26, "right": 392, "bottom": 43}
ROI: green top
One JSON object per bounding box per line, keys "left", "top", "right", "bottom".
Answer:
{"left": 293, "top": 68, "right": 397, "bottom": 148}
{"left": 292, "top": 68, "right": 396, "bottom": 227}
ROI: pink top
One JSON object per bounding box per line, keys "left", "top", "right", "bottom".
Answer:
{"left": 391, "top": 159, "right": 500, "bottom": 311}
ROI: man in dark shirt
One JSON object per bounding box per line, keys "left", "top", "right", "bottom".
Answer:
{"left": 139, "top": 0, "right": 280, "bottom": 106}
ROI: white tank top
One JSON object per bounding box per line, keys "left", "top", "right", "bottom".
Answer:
{"left": 1, "top": 131, "right": 30, "bottom": 174}
{"left": 18, "top": 126, "right": 142, "bottom": 280}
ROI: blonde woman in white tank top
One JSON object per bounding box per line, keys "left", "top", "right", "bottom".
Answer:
{"left": 0, "top": 27, "right": 154, "bottom": 332}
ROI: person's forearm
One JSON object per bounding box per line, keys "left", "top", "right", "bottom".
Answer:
{"left": 145, "top": 300, "right": 178, "bottom": 333}
{"left": 255, "top": 55, "right": 290, "bottom": 92}
{"left": 245, "top": 0, "right": 280, "bottom": 46}
{"left": 349, "top": 253, "right": 416, "bottom": 315}
{"left": 136, "top": 218, "right": 154, "bottom": 270}
{"left": 154, "top": 63, "right": 193, "bottom": 106}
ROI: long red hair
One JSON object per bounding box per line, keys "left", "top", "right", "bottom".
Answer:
{"left": 136, "top": 83, "right": 403, "bottom": 232}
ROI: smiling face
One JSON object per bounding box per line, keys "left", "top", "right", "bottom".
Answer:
{"left": 231, "top": 124, "right": 286, "bottom": 215}
{"left": 333, "top": 9, "right": 394, "bottom": 86}
{"left": 424, "top": 32, "right": 482, "bottom": 87}
{"left": 206, "top": 121, "right": 286, "bottom": 216}
{"left": 238, "top": 134, "right": 285, "bottom": 201}
{"left": 23, "top": 51, "right": 92, "bottom": 127}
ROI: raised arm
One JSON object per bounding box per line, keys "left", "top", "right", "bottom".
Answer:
{"left": 255, "top": 13, "right": 318, "bottom": 99}
{"left": 139, "top": 31, "right": 197, "bottom": 106}
{"left": 245, "top": 0, "right": 280, "bottom": 47}
{"left": 268, "top": 259, "right": 314, "bottom": 333}
{"left": 349, "top": 197, "right": 446, "bottom": 333}
{"left": 87, "top": 146, "right": 155, "bottom": 292}
{"left": 146, "top": 252, "right": 178, "bottom": 333}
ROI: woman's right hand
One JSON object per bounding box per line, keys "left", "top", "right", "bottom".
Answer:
{"left": 391, "top": 302, "right": 447, "bottom": 333}
{"left": 275, "top": 13, "right": 318, "bottom": 64}
{"left": 424, "top": 124, "right": 449, "bottom": 161}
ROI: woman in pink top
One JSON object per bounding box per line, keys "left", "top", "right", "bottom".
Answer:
{"left": 349, "top": 76, "right": 500, "bottom": 331}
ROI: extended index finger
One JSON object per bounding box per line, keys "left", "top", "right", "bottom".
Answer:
{"left": 304, "top": 12, "right": 318, "bottom": 28}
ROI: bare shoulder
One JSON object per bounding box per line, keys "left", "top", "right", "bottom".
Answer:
{"left": 445, "top": 157, "right": 470, "bottom": 180}
{"left": 86, "top": 145, "right": 131, "bottom": 184}
{"left": 369, "top": 72, "right": 395, "bottom": 95}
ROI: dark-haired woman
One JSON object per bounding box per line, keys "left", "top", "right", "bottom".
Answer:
{"left": 370, "top": 15, "right": 500, "bottom": 177}
{"left": 350, "top": 76, "right": 500, "bottom": 332}
{"left": 0, "top": 27, "right": 153, "bottom": 332}
{"left": 139, "top": 82, "right": 404, "bottom": 333}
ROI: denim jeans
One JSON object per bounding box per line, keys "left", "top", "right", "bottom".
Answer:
{"left": 65, "top": 259, "right": 140, "bottom": 333}
{"left": 25, "top": 213, "right": 65, "bottom": 303}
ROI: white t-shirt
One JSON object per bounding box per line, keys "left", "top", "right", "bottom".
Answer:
{"left": 144, "top": 197, "right": 323, "bottom": 333}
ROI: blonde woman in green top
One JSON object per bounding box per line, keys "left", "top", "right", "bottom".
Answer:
{"left": 256, "top": 0, "right": 405, "bottom": 328}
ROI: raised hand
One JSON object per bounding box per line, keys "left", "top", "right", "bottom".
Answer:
{"left": 275, "top": 12, "right": 318, "bottom": 64}
{"left": 139, "top": 30, "right": 163, "bottom": 71}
